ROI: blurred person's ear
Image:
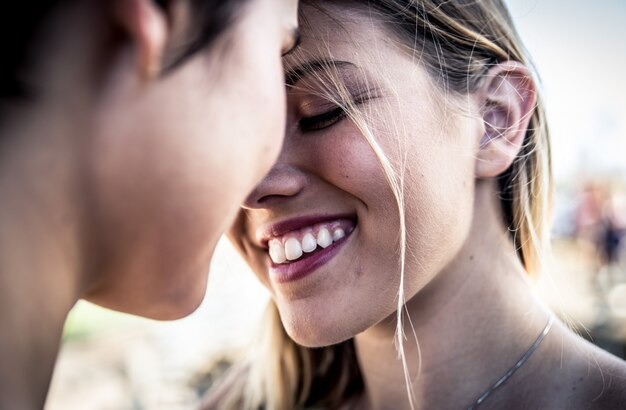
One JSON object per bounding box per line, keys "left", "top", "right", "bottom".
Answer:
{"left": 111, "top": 0, "right": 168, "bottom": 80}
{"left": 474, "top": 61, "right": 537, "bottom": 178}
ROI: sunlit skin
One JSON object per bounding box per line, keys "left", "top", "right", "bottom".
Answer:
{"left": 0, "top": 0, "right": 298, "bottom": 408}
{"left": 231, "top": 3, "right": 626, "bottom": 409}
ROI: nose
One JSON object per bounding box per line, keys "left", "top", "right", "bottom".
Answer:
{"left": 242, "top": 161, "right": 308, "bottom": 209}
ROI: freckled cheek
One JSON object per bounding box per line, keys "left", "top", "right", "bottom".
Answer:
{"left": 329, "top": 147, "right": 404, "bottom": 267}
{"left": 310, "top": 131, "right": 386, "bottom": 193}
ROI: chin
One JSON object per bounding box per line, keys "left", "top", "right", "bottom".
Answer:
{"left": 150, "top": 275, "right": 208, "bottom": 320}
{"left": 286, "top": 329, "right": 346, "bottom": 348}
{"left": 146, "top": 291, "right": 205, "bottom": 320}
{"left": 279, "top": 309, "right": 360, "bottom": 348}
{"left": 85, "top": 268, "right": 208, "bottom": 321}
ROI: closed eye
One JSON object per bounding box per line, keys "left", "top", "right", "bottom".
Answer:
{"left": 299, "top": 106, "right": 347, "bottom": 132}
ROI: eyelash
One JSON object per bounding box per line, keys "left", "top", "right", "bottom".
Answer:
{"left": 299, "top": 106, "right": 347, "bottom": 132}
{"left": 298, "top": 95, "right": 372, "bottom": 132}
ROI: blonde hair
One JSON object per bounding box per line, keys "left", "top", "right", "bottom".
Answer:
{"left": 208, "top": 0, "right": 552, "bottom": 408}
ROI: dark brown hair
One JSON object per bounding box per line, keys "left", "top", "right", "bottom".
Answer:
{"left": 0, "top": 0, "right": 248, "bottom": 101}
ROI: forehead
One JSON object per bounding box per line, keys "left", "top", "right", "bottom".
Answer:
{"left": 283, "top": 2, "right": 442, "bottom": 101}
{"left": 283, "top": 2, "right": 392, "bottom": 71}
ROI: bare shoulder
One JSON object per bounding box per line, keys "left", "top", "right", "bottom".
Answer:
{"left": 547, "top": 330, "right": 626, "bottom": 409}
{"left": 200, "top": 361, "right": 250, "bottom": 410}
{"left": 579, "top": 342, "right": 626, "bottom": 408}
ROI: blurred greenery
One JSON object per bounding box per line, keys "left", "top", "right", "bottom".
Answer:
{"left": 62, "top": 301, "right": 145, "bottom": 341}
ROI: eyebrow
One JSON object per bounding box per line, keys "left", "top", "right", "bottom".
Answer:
{"left": 285, "top": 59, "right": 356, "bottom": 87}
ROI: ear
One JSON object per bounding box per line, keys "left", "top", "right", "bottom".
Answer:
{"left": 475, "top": 61, "right": 537, "bottom": 179}
{"left": 111, "top": 0, "right": 169, "bottom": 80}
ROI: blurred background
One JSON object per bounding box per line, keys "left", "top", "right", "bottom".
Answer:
{"left": 46, "top": 0, "right": 626, "bottom": 408}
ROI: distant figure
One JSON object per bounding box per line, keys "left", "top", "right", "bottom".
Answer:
{"left": 574, "top": 183, "right": 608, "bottom": 270}
{"left": 603, "top": 188, "right": 626, "bottom": 267}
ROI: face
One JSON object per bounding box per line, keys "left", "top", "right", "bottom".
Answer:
{"left": 82, "top": 0, "right": 299, "bottom": 319}
{"left": 231, "top": 3, "right": 482, "bottom": 346}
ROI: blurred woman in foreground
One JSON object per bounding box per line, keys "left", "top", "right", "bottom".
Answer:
{"left": 0, "top": 0, "right": 298, "bottom": 407}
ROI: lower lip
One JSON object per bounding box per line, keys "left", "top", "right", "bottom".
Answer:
{"left": 268, "top": 230, "right": 354, "bottom": 283}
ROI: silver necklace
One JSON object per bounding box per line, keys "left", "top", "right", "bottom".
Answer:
{"left": 466, "top": 315, "right": 554, "bottom": 410}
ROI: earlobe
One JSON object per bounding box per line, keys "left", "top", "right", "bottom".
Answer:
{"left": 475, "top": 61, "right": 537, "bottom": 179}
{"left": 111, "top": 0, "right": 169, "bottom": 81}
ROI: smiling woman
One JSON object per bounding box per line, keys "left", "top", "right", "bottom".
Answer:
{"left": 203, "top": 1, "right": 626, "bottom": 409}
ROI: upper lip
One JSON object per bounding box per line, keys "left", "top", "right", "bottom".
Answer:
{"left": 256, "top": 213, "right": 357, "bottom": 249}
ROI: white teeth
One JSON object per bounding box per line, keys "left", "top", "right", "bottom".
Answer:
{"left": 317, "top": 228, "right": 333, "bottom": 248}
{"left": 268, "top": 223, "right": 354, "bottom": 264}
{"left": 302, "top": 232, "right": 317, "bottom": 253}
{"left": 284, "top": 237, "right": 303, "bottom": 261}
{"left": 333, "top": 228, "right": 345, "bottom": 241}
{"left": 269, "top": 241, "right": 286, "bottom": 264}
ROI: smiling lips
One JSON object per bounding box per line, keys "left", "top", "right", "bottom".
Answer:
{"left": 267, "top": 219, "right": 355, "bottom": 264}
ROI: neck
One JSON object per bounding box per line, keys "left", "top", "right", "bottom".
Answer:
{"left": 353, "top": 181, "right": 551, "bottom": 410}
{"left": 0, "top": 96, "right": 89, "bottom": 410}
{"left": 0, "top": 187, "right": 83, "bottom": 408}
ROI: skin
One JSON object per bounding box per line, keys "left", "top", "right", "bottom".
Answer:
{"left": 0, "top": 0, "right": 298, "bottom": 408}
{"left": 230, "top": 3, "right": 626, "bottom": 409}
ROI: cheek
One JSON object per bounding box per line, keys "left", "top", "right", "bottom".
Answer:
{"left": 304, "top": 128, "right": 404, "bottom": 299}
{"left": 91, "top": 77, "right": 226, "bottom": 234}
{"left": 305, "top": 123, "right": 391, "bottom": 199}
{"left": 401, "top": 132, "right": 476, "bottom": 289}
{"left": 85, "top": 74, "right": 232, "bottom": 315}
{"left": 88, "top": 127, "right": 220, "bottom": 266}
{"left": 322, "top": 116, "right": 474, "bottom": 297}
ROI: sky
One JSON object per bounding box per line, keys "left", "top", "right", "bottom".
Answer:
{"left": 505, "top": 0, "right": 626, "bottom": 181}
